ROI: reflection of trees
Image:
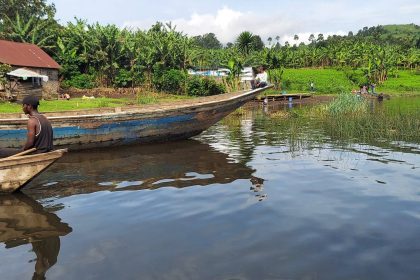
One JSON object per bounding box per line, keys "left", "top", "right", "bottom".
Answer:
{"left": 0, "top": 194, "right": 72, "bottom": 279}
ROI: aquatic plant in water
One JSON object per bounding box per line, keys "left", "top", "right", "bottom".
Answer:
{"left": 317, "top": 95, "right": 420, "bottom": 143}
{"left": 326, "top": 92, "right": 368, "bottom": 115}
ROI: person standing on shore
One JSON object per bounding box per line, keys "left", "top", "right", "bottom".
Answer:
{"left": 22, "top": 95, "right": 53, "bottom": 153}
{"left": 371, "top": 83, "right": 376, "bottom": 95}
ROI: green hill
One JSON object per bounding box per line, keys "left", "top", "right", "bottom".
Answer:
{"left": 356, "top": 24, "right": 420, "bottom": 47}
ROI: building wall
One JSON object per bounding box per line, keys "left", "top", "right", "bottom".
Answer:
{"left": 11, "top": 66, "right": 60, "bottom": 99}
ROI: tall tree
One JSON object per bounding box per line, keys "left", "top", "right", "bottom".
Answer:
{"left": 0, "top": 0, "right": 56, "bottom": 21}
{"left": 251, "top": 35, "right": 265, "bottom": 51}
{"left": 0, "top": 0, "right": 59, "bottom": 53}
{"left": 193, "top": 33, "right": 222, "bottom": 49}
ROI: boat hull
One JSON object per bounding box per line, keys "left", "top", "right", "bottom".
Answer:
{"left": 0, "top": 149, "right": 67, "bottom": 193}
{"left": 0, "top": 88, "right": 269, "bottom": 150}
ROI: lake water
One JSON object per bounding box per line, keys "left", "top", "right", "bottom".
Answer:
{"left": 1, "top": 98, "right": 420, "bottom": 280}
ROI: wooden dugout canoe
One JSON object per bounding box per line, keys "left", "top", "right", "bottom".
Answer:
{"left": 0, "top": 149, "right": 67, "bottom": 193}
{"left": 0, "top": 87, "right": 271, "bottom": 150}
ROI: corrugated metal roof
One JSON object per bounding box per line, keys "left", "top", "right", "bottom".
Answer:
{"left": 0, "top": 40, "right": 60, "bottom": 69}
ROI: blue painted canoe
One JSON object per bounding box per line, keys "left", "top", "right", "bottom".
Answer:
{"left": 0, "top": 87, "right": 270, "bottom": 150}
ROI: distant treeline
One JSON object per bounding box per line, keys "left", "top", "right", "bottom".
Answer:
{"left": 0, "top": 0, "right": 419, "bottom": 92}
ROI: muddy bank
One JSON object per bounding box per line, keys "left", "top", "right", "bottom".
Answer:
{"left": 61, "top": 87, "right": 139, "bottom": 99}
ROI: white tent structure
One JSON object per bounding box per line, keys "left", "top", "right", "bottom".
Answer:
{"left": 1, "top": 68, "right": 48, "bottom": 101}
{"left": 7, "top": 68, "right": 49, "bottom": 82}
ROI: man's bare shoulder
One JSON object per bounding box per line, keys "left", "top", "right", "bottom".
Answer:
{"left": 27, "top": 116, "right": 38, "bottom": 126}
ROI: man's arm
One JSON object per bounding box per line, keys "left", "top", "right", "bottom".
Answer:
{"left": 23, "top": 118, "right": 37, "bottom": 150}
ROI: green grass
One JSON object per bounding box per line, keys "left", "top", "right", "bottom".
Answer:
{"left": 257, "top": 94, "right": 420, "bottom": 144}
{"left": 377, "top": 70, "right": 420, "bottom": 94}
{"left": 136, "top": 92, "right": 191, "bottom": 105}
{"left": 280, "top": 68, "right": 354, "bottom": 94}
{"left": 309, "top": 94, "right": 420, "bottom": 143}
{"left": 265, "top": 68, "right": 420, "bottom": 95}
{"left": 325, "top": 92, "right": 368, "bottom": 115}
{"left": 0, "top": 97, "right": 128, "bottom": 113}
{"left": 0, "top": 93, "right": 193, "bottom": 113}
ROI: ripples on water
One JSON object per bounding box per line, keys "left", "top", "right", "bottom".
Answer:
{"left": 1, "top": 100, "right": 420, "bottom": 280}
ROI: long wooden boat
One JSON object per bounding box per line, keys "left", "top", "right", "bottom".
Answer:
{"left": 0, "top": 86, "right": 271, "bottom": 150}
{"left": 0, "top": 149, "right": 67, "bottom": 193}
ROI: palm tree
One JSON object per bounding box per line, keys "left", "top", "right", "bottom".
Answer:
{"left": 236, "top": 31, "right": 254, "bottom": 55}
{"left": 3, "top": 12, "right": 57, "bottom": 51}
{"left": 308, "top": 34, "right": 315, "bottom": 45}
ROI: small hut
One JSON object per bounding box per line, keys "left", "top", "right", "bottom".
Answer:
{"left": 0, "top": 40, "right": 60, "bottom": 101}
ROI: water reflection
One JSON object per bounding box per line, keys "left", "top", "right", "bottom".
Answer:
{"left": 0, "top": 194, "right": 72, "bottom": 279}
{"left": 25, "top": 140, "right": 263, "bottom": 198}
{"left": 1, "top": 98, "right": 419, "bottom": 280}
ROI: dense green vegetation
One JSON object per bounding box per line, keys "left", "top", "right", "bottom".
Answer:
{"left": 0, "top": 0, "right": 419, "bottom": 96}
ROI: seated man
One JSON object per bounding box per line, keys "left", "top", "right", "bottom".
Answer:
{"left": 251, "top": 66, "right": 268, "bottom": 89}
{"left": 22, "top": 95, "right": 53, "bottom": 153}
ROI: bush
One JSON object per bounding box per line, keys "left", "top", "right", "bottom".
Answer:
{"left": 61, "top": 74, "right": 96, "bottom": 89}
{"left": 114, "top": 69, "right": 133, "bottom": 88}
{"left": 186, "top": 76, "right": 225, "bottom": 96}
{"left": 152, "top": 65, "right": 186, "bottom": 93}
{"left": 343, "top": 68, "right": 367, "bottom": 86}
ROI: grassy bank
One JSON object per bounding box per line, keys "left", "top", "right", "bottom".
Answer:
{"left": 267, "top": 68, "right": 420, "bottom": 95}
{"left": 0, "top": 92, "right": 192, "bottom": 113}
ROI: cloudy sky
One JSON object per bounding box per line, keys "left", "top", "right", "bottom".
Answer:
{"left": 49, "top": 0, "right": 419, "bottom": 44}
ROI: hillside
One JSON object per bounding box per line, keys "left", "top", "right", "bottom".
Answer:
{"left": 356, "top": 24, "right": 420, "bottom": 47}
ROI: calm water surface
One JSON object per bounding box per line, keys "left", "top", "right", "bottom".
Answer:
{"left": 1, "top": 98, "right": 420, "bottom": 280}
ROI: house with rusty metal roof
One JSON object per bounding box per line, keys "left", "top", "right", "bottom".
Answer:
{"left": 0, "top": 39, "right": 60, "bottom": 101}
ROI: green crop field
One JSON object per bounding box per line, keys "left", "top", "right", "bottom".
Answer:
{"left": 377, "top": 70, "right": 420, "bottom": 94}
{"left": 267, "top": 68, "right": 420, "bottom": 95}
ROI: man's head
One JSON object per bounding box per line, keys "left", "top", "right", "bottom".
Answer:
{"left": 22, "top": 95, "right": 39, "bottom": 114}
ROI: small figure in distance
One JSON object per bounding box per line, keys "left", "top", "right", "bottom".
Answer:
{"left": 370, "top": 83, "right": 376, "bottom": 95}
{"left": 310, "top": 81, "right": 315, "bottom": 92}
{"left": 22, "top": 95, "right": 53, "bottom": 153}
{"left": 251, "top": 66, "right": 268, "bottom": 89}
{"left": 361, "top": 85, "right": 368, "bottom": 94}
{"left": 59, "top": 93, "right": 70, "bottom": 100}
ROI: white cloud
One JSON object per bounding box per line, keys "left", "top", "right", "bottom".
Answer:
{"left": 399, "top": 4, "right": 420, "bottom": 13}
{"left": 123, "top": 4, "right": 416, "bottom": 46}
{"left": 124, "top": 7, "right": 303, "bottom": 44}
